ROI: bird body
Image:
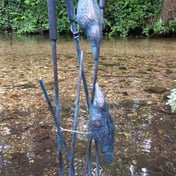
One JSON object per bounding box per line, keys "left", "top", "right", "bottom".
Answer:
{"left": 77, "top": 0, "right": 103, "bottom": 30}
{"left": 88, "top": 84, "right": 115, "bottom": 164}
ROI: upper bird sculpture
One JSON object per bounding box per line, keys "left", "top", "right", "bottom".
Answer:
{"left": 77, "top": 0, "right": 104, "bottom": 101}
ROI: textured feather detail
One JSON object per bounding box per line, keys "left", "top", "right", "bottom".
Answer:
{"left": 77, "top": 0, "right": 102, "bottom": 29}
{"left": 89, "top": 84, "right": 115, "bottom": 164}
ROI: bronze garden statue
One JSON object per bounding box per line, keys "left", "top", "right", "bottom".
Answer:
{"left": 40, "top": 0, "right": 114, "bottom": 175}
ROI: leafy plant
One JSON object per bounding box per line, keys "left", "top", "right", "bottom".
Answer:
{"left": 1, "top": 0, "right": 176, "bottom": 37}
{"left": 152, "top": 18, "right": 176, "bottom": 36}
{"left": 105, "top": 0, "right": 163, "bottom": 37}
{"left": 153, "top": 20, "right": 169, "bottom": 35}
{"left": 166, "top": 89, "right": 176, "bottom": 112}
{"left": 168, "top": 18, "right": 176, "bottom": 33}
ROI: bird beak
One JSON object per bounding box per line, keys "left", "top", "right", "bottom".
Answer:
{"left": 93, "top": 83, "right": 105, "bottom": 108}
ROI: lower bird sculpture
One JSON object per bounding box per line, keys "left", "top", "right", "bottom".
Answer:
{"left": 89, "top": 83, "right": 115, "bottom": 164}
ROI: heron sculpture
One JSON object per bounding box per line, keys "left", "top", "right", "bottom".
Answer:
{"left": 77, "top": 0, "right": 104, "bottom": 101}
{"left": 41, "top": 0, "right": 115, "bottom": 175}
{"left": 65, "top": 0, "right": 115, "bottom": 173}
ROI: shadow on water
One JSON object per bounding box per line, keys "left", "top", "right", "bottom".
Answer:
{"left": 0, "top": 34, "right": 176, "bottom": 175}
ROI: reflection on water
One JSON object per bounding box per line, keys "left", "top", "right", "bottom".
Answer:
{"left": 139, "top": 168, "right": 149, "bottom": 176}
{"left": 0, "top": 127, "right": 12, "bottom": 174}
{"left": 0, "top": 127, "right": 11, "bottom": 163}
{"left": 131, "top": 98, "right": 140, "bottom": 112}
{"left": 0, "top": 34, "right": 176, "bottom": 175}
{"left": 0, "top": 144, "right": 12, "bottom": 166}
{"left": 141, "top": 138, "right": 151, "bottom": 153}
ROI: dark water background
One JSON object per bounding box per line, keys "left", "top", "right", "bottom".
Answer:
{"left": 0, "top": 34, "right": 176, "bottom": 176}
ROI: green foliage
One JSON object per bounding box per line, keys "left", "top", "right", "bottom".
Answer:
{"left": 105, "top": 0, "right": 163, "bottom": 37}
{"left": 0, "top": 0, "right": 49, "bottom": 33}
{"left": 152, "top": 18, "right": 176, "bottom": 36}
{"left": 0, "top": 0, "right": 14, "bottom": 30}
{"left": 168, "top": 18, "right": 176, "bottom": 32}
{"left": 0, "top": 0, "right": 69, "bottom": 34}
{"left": 57, "top": 0, "right": 70, "bottom": 34}
{"left": 166, "top": 89, "right": 176, "bottom": 112}
{"left": 0, "top": 0, "right": 176, "bottom": 37}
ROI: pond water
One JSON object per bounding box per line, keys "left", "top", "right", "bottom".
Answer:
{"left": 0, "top": 34, "right": 176, "bottom": 176}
